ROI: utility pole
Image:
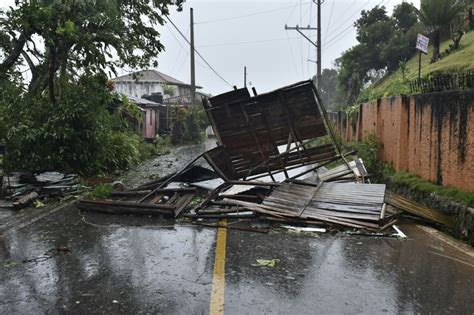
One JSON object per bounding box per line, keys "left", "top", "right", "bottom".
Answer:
{"left": 190, "top": 8, "right": 196, "bottom": 106}
{"left": 285, "top": 0, "right": 323, "bottom": 88}
{"left": 244, "top": 66, "right": 247, "bottom": 87}
{"left": 316, "top": 0, "right": 322, "bottom": 86}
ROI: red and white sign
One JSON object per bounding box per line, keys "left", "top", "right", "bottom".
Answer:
{"left": 416, "top": 34, "right": 429, "bottom": 54}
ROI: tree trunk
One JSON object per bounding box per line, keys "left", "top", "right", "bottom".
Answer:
{"left": 431, "top": 29, "right": 441, "bottom": 63}
{"left": 48, "top": 46, "right": 57, "bottom": 105}
{"left": 0, "top": 33, "right": 28, "bottom": 75}
{"left": 452, "top": 30, "right": 463, "bottom": 50}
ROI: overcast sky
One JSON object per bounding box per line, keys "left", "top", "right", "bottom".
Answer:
{"left": 151, "top": 0, "right": 421, "bottom": 95}
{"left": 1, "top": 0, "right": 420, "bottom": 95}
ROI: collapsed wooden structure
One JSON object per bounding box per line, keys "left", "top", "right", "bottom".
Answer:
{"left": 77, "top": 80, "right": 445, "bottom": 232}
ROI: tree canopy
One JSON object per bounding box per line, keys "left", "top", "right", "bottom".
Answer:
{"left": 0, "top": 0, "right": 183, "bottom": 102}
{"left": 416, "top": 0, "right": 467, "bottom": 60}
{"left": 0, "top": 0, "right": 185, "bottom": 174}
{"left": 336, "top": 4, "right": 419, "bottom": 104}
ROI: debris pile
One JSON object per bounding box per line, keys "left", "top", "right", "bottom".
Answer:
{"left": 1, "top": 171, "right": 81, "bottom": 209}
{"left": 76, "top": 80, "right": 410, "bottom": 233}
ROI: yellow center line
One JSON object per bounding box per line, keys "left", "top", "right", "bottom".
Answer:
{"left": 210, "top": 219, "right": 227, "bottom": 315}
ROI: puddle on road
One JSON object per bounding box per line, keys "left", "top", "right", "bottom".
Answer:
{"left": 0, "top": 207, "right": 216, "bottom": 314}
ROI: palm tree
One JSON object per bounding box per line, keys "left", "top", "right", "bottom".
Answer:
{"left": 416, "top": 0, "right": 466, "bottom": 61}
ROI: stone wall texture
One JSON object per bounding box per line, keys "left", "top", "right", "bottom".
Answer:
{"left": 330, "top": 90, "right": 474, "bottom": 193}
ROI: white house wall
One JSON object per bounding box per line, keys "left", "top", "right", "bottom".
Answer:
{"left": 114, "top": 82, "right": 181, "bottom": 98}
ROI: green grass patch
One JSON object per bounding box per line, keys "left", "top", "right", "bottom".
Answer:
{"left": 360, "top": 30, "right": 474, "bottom": 101}
{"left": 391, "top": 171, "right": 474, "bottom": 207}
{"left": 89, "top": 183, "right": 113, "bottom": 199}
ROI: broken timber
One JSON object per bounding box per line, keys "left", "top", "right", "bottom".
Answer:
{"left": 385, "top": 191, "right": 455, "bottom": 228}
{"left": 77, "top": 188, "right": 197, "bottom": 217}
{"left": 76, "top": 80, "right": 408, "bottom": 233}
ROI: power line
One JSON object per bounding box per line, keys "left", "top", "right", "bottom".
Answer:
{"left": 196, "top": 35, "right": 315, "bottom": 48}
{"left": 285, "top": 0, "right": 300, "bottom": 24}
{"left": 308, "top": 0, "right": 313, "bottom": 77}
{"left": 325, "top": 23, "right": 355, "bottom": 47}
{"left": 324, "top": 0, "right": 387, "bottom": 50}
{"left": 324, "top": 25, "right": 355, "bottom": 50}
{"left": 166, "top": 23, "right": 209, "bottom": 73}
{"left": 324, "top": 0, "right": 371, "bottom": 39}
{"left": 167, "top": 23, "right": 188, "bottom": 74}
{"left": 286, "top": 32, "right": 300, "bottom": 79}
{"left": 329, "top": 0, "right": 358, "bottom": 30}
{"left": 323, "top": 0, "right": 335, "bottom": 44}
{"left": 299, "top": 0, "right": 304, "bottom": 79}
{"left": 165, "top": 16, "right": 233, "bottom": 88}
{"left": 196, "top": 2, "right": 311, "bottom": 25}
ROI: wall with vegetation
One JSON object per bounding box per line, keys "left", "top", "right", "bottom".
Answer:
{"left": 330, "top": 90, "right": 474, "bottom": 192}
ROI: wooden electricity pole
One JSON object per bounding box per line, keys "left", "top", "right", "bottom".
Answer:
{"left": 316, "top": 0, "right": 322, "bottom": 85}
{"left": 190, "top": 8, "right": 196, "bottom": 106}
{"left": 285, "top": 0, "right": 323, "bottom": 88}
{"left": 244, "top": 66, "right": 247, "bottom": 87}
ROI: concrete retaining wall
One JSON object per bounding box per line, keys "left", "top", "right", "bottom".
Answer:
{"left": 330, "top": 90, "right": 474, "bottom": 193}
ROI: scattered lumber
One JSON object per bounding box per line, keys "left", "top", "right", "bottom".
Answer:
{"left": 78, "top": 187, "right": 197, "bottom": 217}
{"left": 384, "top": 191, "right": 455, "bottom": 229}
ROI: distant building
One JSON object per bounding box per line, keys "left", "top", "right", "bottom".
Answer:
{"left": 162, "top": 91, "right": 212, "bottom": 106}
{"left": 127, "top": 96, "right": 161, "bottom": 141}
{"left": 111, "top": 69, "right": 202, "bottom": 100}
{"left": 112, "top": 70, "right": 211, "bottom": 137}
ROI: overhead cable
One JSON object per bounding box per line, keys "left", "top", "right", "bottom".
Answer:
{"left": 195, "top": 2, "right": 311, "bottom": 25}
{"left": 166, "top": 16, "right": 233, "bottom": 88}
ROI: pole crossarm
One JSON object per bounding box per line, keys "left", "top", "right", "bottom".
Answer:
{"left": 285, "top": 0, "right": 321, "bottom": 88}
{"left": 285, "top": 25, "right": 318, "bottom": 48}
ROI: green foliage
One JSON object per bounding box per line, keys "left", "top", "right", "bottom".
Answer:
{"left": 361, "top": 30, "right": 474, "bottom": 101}
{"left": 90, "top": 183, "right": 113, "bottom": 199}
{"left": 317, "top": 68, "right": 339, "bottom": 110}
{"left": 171, "top": 106, "right": 209, "bottom": 145}
{"left": 391, "top": 172, "right": 474, "bottom": 207}
{"left": 0, "top": 0, "right": 183, "bottom": 100}
{"left": 162, "top": 84, "right": 176, "bottom": 97}
{"left": 393, "top": 2, "right": 419, "bottom": 32}
{"left": 398, "top": 59, "right": 410, "bottom": 82}
{"left": 155, "top": 135, "right": 171, "bottom": 148}
{"left": 416, "top": 0, "right": 467, "bottom": 60}
{"left": 171, "top": 108, "right": 187, "bottom": 145}
{"left": 0, "top": 2, "right": 181, "bottom": 175}
{"left": 358, "top": 76, "right": 411, "bottom": 102}
{"left": 1, "top": 75, "right": 157, "bottom": 175}
{"left": 4, "top": 75, "right": 108, "bottom": 173}
{"left": 416, "top": 0, "right": 467, "bottom": 32}
{"left": 344, "top": 133, "right": 388, "bottom": 181}
{"left": 336, "top": 3, "right": 419, "bottom": 104}
{"left": 137, "top": 140, "right": 162, "bottom": 160}
{"left": 118, "top": 96, "right": 143, "bottom": 126}
{"left": 0, "top": 74, "right": 23, "bottom": 143}
{"left": 98, "top": 132, "right": 141, "bottom": 172}
{"left": 345, "top": 104, "right": 360, "bottom": 120}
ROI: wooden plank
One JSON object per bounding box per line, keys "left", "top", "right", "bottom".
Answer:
{"left": 385, "top": 191, "right": 455, "bottom": 228}
{"left": 174, "top": 192, "right": 197, "bottom": 217}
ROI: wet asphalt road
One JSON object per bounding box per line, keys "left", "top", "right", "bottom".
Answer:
{"left": 1, "top": 204, "right": 473, "bottom": 315}
{"left": 1, "top": 142, "right": 473, "bottom": 314}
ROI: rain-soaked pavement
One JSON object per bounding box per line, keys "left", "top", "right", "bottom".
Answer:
{"left": 1, "top": 142, "right": 473, "bottom": 314}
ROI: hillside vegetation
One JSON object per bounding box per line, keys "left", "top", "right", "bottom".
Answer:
{"left": 359, "top": 30, "right": 474, "bottom": 101}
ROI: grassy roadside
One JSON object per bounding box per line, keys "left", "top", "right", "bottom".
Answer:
{"left": 360, "top": 30, "right": 474, "bottom": 102}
